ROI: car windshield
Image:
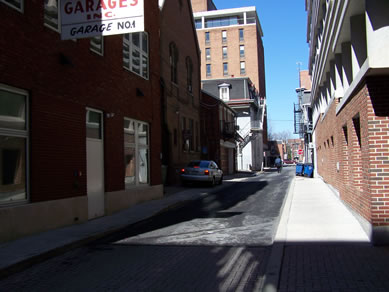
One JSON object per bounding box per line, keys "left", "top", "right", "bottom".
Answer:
{"left": 187, "top": 161, "right": 210, "bottom": 168}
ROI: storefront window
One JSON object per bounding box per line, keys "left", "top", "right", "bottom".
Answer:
{"left": 0, "top": 86, "right": 28, "bottom": 204}
{"left": 124, "top": 119, "right": 149, "bottom": 186}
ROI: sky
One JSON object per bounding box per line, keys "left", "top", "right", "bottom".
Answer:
{"left": 213, "top": 0, "right": 309, "bottom": 138}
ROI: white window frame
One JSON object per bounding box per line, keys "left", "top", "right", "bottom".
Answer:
{"left": 240, "top": 45, "right": 245, "bottom": 57}
{"left": 219, "top": 86, "right": 230, "bottom": 101}
{"left": 222, "top": 30, "right": 227, "bottom": 43}
{"left": 90, "top": 36, "right": 104, "bottom": 56}
{"left": 124, "top": 118, "right": 150, "bottom": 187}
{"left": 0, "top": 83, "right": 29, "bottom": 205}
{"left": 44, "top": 0, "right": 61, "bottom": 33}
{"left": 205, "top": 48, "right": 211, "bottom": 61}
{"left": 222, "top": 46, "right": 228, "bottom": 59}
{"left": 1, "top": 0, "right": 24, "bottom": 12}
{"left": 240, "top": 61, "right": 246, "bottom": 75}
{"left": 123, "top": 32, "right": 149, "bottom": 80}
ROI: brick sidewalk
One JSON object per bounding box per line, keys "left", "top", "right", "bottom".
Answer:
{"left": 279, "top": 244, "right": 389, "bottom": 291}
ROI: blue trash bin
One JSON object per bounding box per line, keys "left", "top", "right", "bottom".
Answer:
{"left": 303, "top": 163, "right": 314, "bottom": 178}
{"left": 295, "top": 163, "right": 304, "bottom": 176}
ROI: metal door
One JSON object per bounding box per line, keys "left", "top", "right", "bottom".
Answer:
{"left": 86, "top": 109, "right": 104, "bottom": 219}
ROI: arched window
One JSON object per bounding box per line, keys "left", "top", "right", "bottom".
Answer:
{"left": 169, "top": 43, "right": 179, "bottom": 84}
{"left": 186, "top": 57, "right": 193, "bottom": 93}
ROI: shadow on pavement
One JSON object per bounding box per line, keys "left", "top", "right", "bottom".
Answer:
{"left": 277, "top": 240, "right": 389, "bottom": 292}
{"left": 98, "top": 181, "right": 268, "bottom": 244}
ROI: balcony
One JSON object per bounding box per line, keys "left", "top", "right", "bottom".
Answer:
{"left": 250, "top": 121, "right": 262, "bottom": 131}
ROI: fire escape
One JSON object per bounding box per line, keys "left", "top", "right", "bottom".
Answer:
{"left": 294, "top": 103, "right": 304, "bottom": 137}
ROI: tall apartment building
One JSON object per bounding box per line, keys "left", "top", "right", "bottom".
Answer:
{"left": 306, "top": 0, "right": 389, "bottom": 244}
{"left": 192, "top": 1, "right": 268, "bottom": 171}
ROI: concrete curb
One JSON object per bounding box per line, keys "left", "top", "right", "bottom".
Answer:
{"left": 262, "top": 177, "right": 296, "bottom": 292}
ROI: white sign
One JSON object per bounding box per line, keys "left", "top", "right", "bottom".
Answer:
{"left": 60, "top": 0, "right": 144, "bottom": 40}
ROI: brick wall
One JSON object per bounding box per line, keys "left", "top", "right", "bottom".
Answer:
{"left": 366, "top": 76, "right": 389, "bottom": 226}
{"left": 315, "top": 76, "right": 389, "bottom": 227}
{"left": 160, "top": 0, "right": 201, "bottom": 184}
{"left": 0, "top": 2, "right": 162, "bottom": 202}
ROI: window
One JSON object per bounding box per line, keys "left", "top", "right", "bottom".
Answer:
{"left": 90, "top": 36, "right": 104, "bottom": 56}
{"left": 205, "top": 32, "right": 210, "bottom": 44}
{"left": 218, "top": 83, "right": 231, "bottom": 101}
{"left": 44, "top": 0, "right": 60, "bottom": 31}
{"left": 222, "top": 46, "right": 228, "bottom": 59}
{"left": 206, "top": 64, "right": 211, "bottom": 77}
{"left": 205, "top": 48, "right": 211, "bottom": 61}
{"left": 220, "top": 87, "right": 229, "bottom": 101}
{"left": 86, "top": 110, "right": 102, "bottom": 139}
{"left": 1, "top": 0, "right": 23, "bottom": 12}
{"left": 186, "top": 57, "right": 193, "bottom": 93}
{"left": 240, "top": 45, "right": 245, "bottom": 57}
{"left": 195, "top": 19, "right": 202, "bottom": 29}
{"left": 240, "top": 61, "right": 246, "bottom": 75}
{"left": 239, "top": 29, "right": 244, "bottom": 41}
{"left": 195, "top": 122, "right": 199, "bottom": 152}
{"left": 222, "top": 30, "right": 227, "bottom": 43}
{"left": 169, "top": 42, "right": 179, "bottom": 84}
{"left": 182, "top": 117, "right": 189, "bottom": 151}
{"left": 123, "top": 32, "right": 149, "bottom": 79}
{"left": 0, "top": 85, "right": 28, "bottom": 204}
{"left": 189, "top": 119, "right": 194, "bottom": 151}
{"left": 205, "top": 16, "right": 240, "bottom": 28}
{"left": 124, "top": 119, "right": 149, "bottom": 186}
{"left": 223, "top": 63, "right": 228, "bottom": 76}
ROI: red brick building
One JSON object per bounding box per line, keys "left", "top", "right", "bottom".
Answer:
{"left": 160, "top": 0, "right": 202, "bottom": 185}
{"left": 200, "top": 90, "right": 237, "bottom": 174}
{"left": 0, "top": 1, "right": 162, "bottom": 242}
{"left": 307, "top": 0, "right": 389, "bottom": 244}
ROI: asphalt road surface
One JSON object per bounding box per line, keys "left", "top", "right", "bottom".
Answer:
{"left": 0, "top": 167, "right": 295, "bottom": 292}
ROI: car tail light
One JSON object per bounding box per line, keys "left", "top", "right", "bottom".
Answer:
{"left": 204, "top": 170, "right": 209, "bottom": 175}
{"left": 181, "top": 168, "right": 185, "bottom": 174}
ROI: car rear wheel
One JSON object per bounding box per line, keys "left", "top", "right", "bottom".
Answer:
{"left": 219, "top": 175, "right": 223, "bottom": 185}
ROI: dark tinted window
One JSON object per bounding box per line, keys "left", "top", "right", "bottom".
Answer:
{"left": 187, "top": 161, "right": 210, "bottom": 168}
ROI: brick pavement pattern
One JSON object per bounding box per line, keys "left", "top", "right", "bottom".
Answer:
{"left": 279, "top": 244, "right": 389, "bottom": 292}
{"left": 0, "top": 245, "right": 270, "bottom": 292}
